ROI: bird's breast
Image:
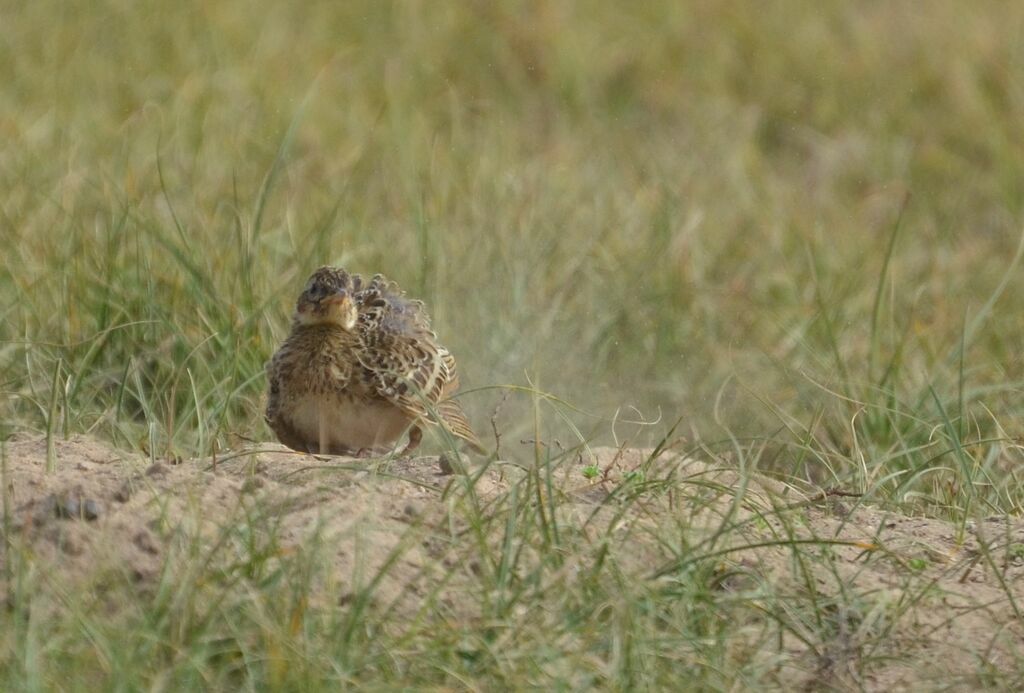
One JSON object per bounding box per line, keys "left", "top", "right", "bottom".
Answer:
{"left": 287, "top": 393, "right": 412, "bottom": 452}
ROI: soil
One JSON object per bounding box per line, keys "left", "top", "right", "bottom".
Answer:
{"left": 2, "top": 434, "right": 1022, "bottom": 690}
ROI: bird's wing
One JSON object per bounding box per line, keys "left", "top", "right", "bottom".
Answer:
{"left": 354, "top": 275, "right": 484, "bottom": 452}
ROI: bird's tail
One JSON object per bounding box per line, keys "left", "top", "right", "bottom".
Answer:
{"left": 437, "top": 398, "right": 487, "bottom": 454}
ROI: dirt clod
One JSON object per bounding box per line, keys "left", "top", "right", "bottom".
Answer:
{"left": 114, "top": 482, "right": 134, "bottom": 503}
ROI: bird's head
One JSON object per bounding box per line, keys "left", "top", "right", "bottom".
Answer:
{"left": 294, "top": 267, "right": 359, "bottom": 330}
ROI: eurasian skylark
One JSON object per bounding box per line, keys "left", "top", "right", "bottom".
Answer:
{"left": 265, "top": 266, "right": 485, "bottom": 457}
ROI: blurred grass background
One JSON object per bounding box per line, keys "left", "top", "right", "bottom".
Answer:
{"left": 2, "top": 0, "right": 1023, "bottom": 486}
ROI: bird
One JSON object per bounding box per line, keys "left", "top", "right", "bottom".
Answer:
{"left": 265, "top": 266, "right": 485, "bottom": 457}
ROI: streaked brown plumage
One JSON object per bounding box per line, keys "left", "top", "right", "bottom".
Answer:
{"left": 265, "top": 266, "right": 485, "bottom": 456}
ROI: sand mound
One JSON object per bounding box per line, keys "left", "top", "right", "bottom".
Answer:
{"left": 2, "top": 435, "right": 1022, "bottom": 689}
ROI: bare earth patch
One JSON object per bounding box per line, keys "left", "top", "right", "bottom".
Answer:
{"left": 2, "top": 435, "right": 1022, "bottom": 690}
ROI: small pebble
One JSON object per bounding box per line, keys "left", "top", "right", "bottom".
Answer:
{"left": 438, "top": 453, "right": 461, "bottom": 475}
{"left": 82, "top": 499, "right": 102, "bottom": 521}
{"left": 58, "top": 496, "right": 80, "bottom": 519}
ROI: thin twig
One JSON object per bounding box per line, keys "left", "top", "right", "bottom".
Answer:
{"left": 490, "top": 391, "right": 509, "bottom": 458}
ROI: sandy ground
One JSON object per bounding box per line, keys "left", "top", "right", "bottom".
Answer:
{"left": 2, "top": 434, "right": 1023, "bottom": 690}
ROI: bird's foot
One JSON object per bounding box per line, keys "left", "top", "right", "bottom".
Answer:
{"left": 398, "top": 426, "right": 423, "bottom": 458}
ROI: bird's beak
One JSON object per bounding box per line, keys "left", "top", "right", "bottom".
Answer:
{"left": 322, "top": 291, "right": 349, "bottom": 306}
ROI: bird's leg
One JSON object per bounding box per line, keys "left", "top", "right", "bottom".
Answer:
{"left": 318, "top": 406, "right": 330, "bottom": 456}
{"left": 400, "top": 425, "right": 423, "bottom": 457}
